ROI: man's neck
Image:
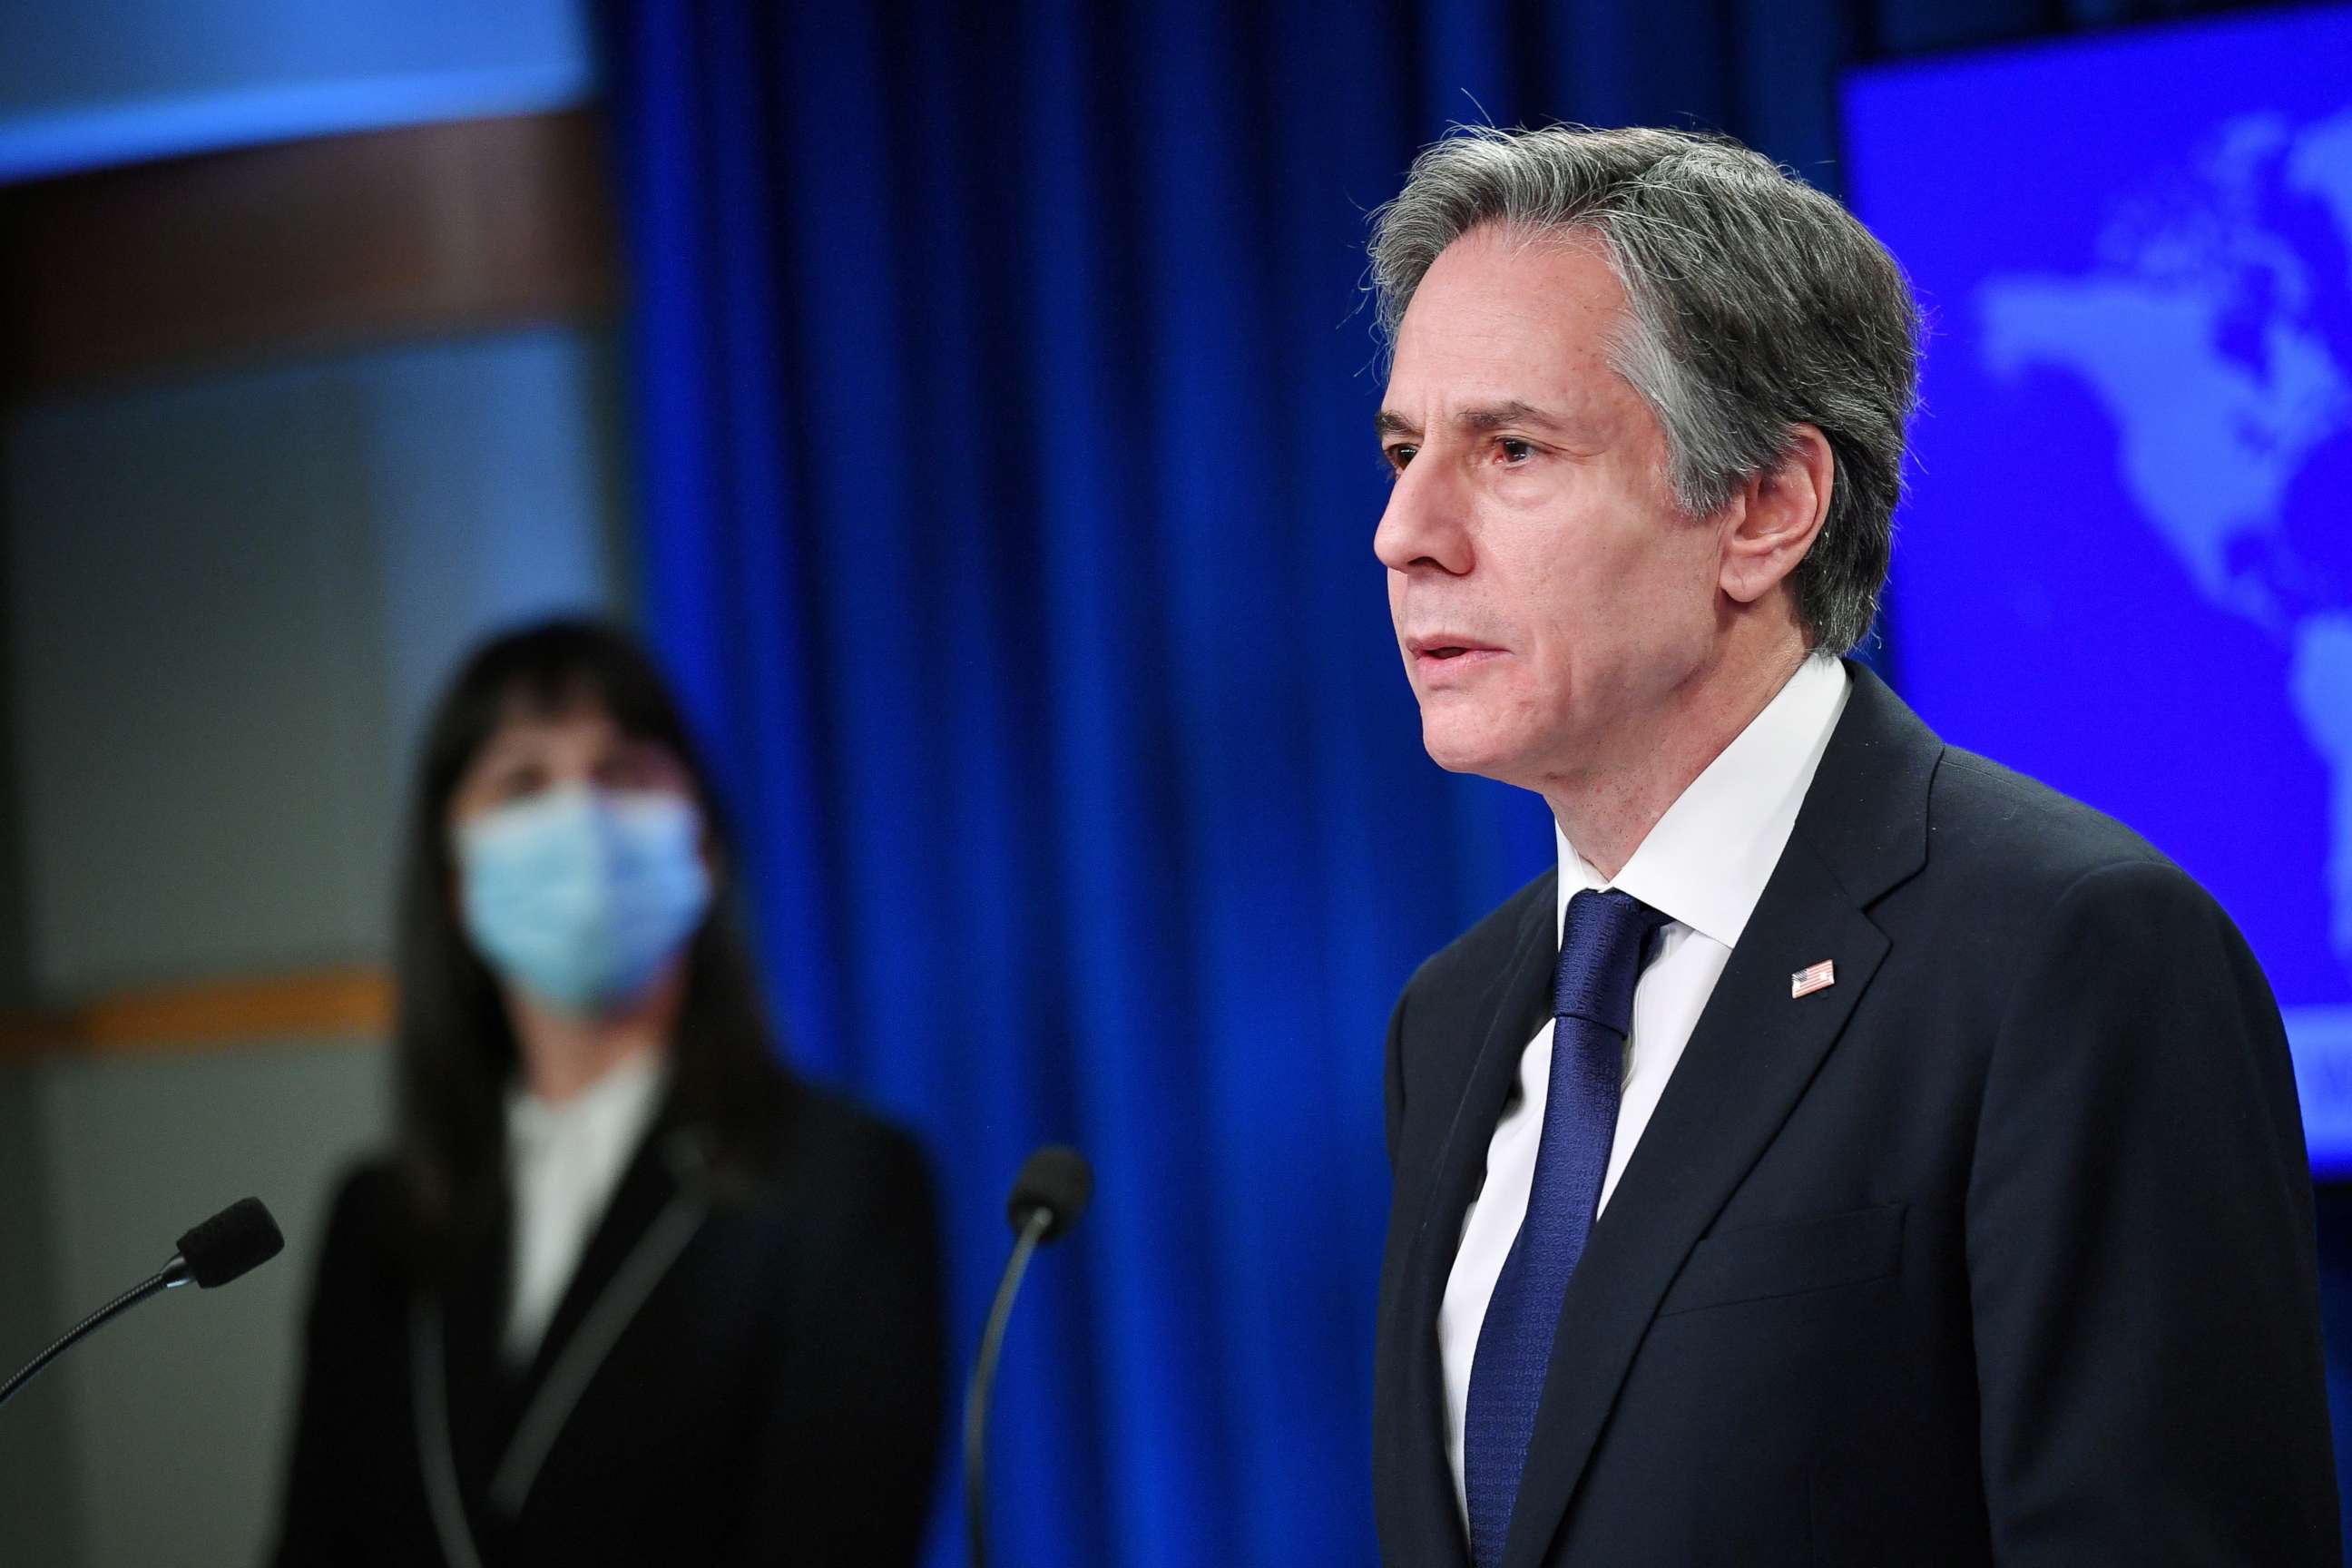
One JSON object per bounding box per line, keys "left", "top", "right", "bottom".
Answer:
{"left": 1541, "top": 642, "right": 1813, "bottom": 881}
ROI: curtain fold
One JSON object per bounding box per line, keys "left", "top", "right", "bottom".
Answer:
{"left": 600, "top": 2, "right": 2240, "bottom": 1561}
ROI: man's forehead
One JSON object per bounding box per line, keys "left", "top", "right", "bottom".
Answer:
{"left": 1405, "top": 224, "right": 1626, "bottom": 329}
{"left": 1381, "top": 236, "right": 1630, "bottom": 423}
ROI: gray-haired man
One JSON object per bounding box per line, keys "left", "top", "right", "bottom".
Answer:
{"left": 1368, "top": 124, "right": 2336, "bottom": 1567}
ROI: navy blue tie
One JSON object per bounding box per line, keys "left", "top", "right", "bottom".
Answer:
{"left": 1464, "top": 887, "right": 1669, "bottom": 1567}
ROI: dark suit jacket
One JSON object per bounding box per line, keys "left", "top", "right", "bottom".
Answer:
{"left": 272, "top": 1081, "right": 944, "bottom": 1567}
{"left": 1374, "top": 664, "right": 2338, "bottom": 1567}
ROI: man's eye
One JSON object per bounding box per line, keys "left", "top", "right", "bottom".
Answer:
{"left": 1497, "top": 438, "right": 1534, "bottom": 464}
{"left": 1385, "top": 445, "right": 1417, "bottom": 472}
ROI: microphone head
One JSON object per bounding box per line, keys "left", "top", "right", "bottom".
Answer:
{"left": 1005, "top": 1145, "right": 1093, "bottom": 1244}
{"left": 175, "top": 1198, "right": 284, "bottom": 1289}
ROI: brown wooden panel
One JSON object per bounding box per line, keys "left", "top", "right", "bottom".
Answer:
{"left": 0, "top": 110, "right": 616, "bottom": 401}
{"left": 0, "top": 966, "right": 391, "bottom": 1058}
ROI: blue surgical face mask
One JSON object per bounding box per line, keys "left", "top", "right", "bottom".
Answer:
{"left": 455, "top": 784, "right": 713, "bottom": 1015}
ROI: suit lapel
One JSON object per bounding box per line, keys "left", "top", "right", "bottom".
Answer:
{"left": 488, "top": 1131, "right": 712, "bottom": 1521}
{"left": 1385, "top": 877, "right": 1558, "bottom": 1568}
{"left": 436, "top": 1219, "right": 512, "bottom": 1500}
{"left": 1498, "top": 663, "right": 1937, "bottom": 1568}
{"left": 426, "top": 1127, "right": 678, "bottom": 1514}
{"left": 473, "top": 1105, "right": 712, "bottom": 1526}
{"left": 1497, "top": 842, "right": 1886, "bottom": 1567}
{"left": 510, "top": 1117, "right": 681, "bottom": 1407}
{"left": 416, "top": 1100, "right": 716, "bottom": 1562}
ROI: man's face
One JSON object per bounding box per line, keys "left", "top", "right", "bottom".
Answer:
{"left": 1374, "top": 225, "right": 1726, "bottom": 789}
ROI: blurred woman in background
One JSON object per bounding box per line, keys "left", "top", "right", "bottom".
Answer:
{"left": 274, "top": 618, "right": 943, "bottom": 1566}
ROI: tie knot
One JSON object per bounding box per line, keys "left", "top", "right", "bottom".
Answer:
{"left": 1553, "top": 887, "right": 1669, "bottom": 1036}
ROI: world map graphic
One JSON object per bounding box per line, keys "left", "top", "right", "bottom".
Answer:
{"left": 1846, "top": 15, "right": 2352, "bottom": 1165}
{"left": 1978, "top": 108, "right": 2352, "bottom": 985}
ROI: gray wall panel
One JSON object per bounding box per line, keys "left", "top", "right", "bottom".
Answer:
{"left": 35, "top": 1041, "right": 387, "bottom": 1568}
{"left": 0, "top": 322, "right": 622, "bottom": 1566}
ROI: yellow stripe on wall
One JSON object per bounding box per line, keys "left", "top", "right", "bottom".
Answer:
{"left": 0, "top": 967, "right": 391, "bottom": 1058}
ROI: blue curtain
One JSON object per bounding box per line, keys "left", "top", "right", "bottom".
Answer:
{"left": 597, "top": 2, "right": 2287, "bottom": 1563}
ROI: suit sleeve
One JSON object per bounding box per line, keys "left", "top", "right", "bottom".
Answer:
{"left": 719, "top": 1124, "right": 946, "bottom": 1567}
{"left": 1966, "top": 859, "right": 2338, "bottom": 1564}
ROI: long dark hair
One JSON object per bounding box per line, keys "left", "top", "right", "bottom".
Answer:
{"left": 389, "top": 617, "right": 792, "bottom": 1283}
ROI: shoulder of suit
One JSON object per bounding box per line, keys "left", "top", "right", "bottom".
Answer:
{"left": 1396, "top": 867, "right": 1553, "bottom": 1010}
{"left": 774, "top": 1080, "right": 926, "bottom": 1169}
{"left": 295, "top": 1155, "right": 410, "bottom": 1300}
{"left": 735, "top": 1079, "right": 936, "bottom": 1224}
{"left": 1921, "top": 744, "right": 2205, "bottom": 912}
{"left": 317, "top": 1155, "right": 398, "bottom": 1236}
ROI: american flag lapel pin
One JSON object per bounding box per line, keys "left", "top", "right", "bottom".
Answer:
{"left": 1790, "top": 960, "right": 1836, "bottom": 999}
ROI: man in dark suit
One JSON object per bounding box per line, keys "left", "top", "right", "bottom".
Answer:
{"left": 1366, "top": 124, "right": 2337, "bottom": 1566}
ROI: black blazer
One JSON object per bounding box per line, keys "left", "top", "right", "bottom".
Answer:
{"left": 1373, "top": 664, "right": 2337, "bottom": 1567}
{"left": 273, "top": 1082, "right": 944, "bottom": 1567}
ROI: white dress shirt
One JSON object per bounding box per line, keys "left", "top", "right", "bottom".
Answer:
{"left": 502, "top": 1049, "right": 671, "bottom": 1365}
{"left": 1437, "top": 654, "right": 1850, "bottom": 1515}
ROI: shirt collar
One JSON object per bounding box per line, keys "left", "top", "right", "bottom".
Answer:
{"left": 1556, "top": 654, "right": 1850, "bottom": 948}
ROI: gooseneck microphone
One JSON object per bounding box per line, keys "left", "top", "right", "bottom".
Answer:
{"left": 0, "top": 1197, "right": 284, "bottom": 1414}
{"left": 966, "top": 1146, "right": 1092, "bottom": 1568}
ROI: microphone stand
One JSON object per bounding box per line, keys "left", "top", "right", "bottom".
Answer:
{"left": 0, "top": 1259, "right": 188, "bottom": 1413}
{"left": 965, "top": 1207, "right": 1052, "bottom": 1568}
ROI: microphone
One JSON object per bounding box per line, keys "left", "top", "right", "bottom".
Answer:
{"left": 1005, "top": 1144, "right": 1092, "bottom": 1243}
{"left": 171, "top": 1197, "right": 286, "bottom": 1289}
{"left": 0, "top": 1197, "right": 284, "bottom": 1414}
{"left": 966, "top": 1146, "right": 1092, "bottom": 1568}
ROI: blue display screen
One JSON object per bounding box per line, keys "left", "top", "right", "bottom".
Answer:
{"left": 1845, "top": 6, "right": 2352, "bottom": 1172}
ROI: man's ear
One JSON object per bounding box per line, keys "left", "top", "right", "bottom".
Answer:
{"left": 1719, "top": 424, "right": 1835, "bottom": 605}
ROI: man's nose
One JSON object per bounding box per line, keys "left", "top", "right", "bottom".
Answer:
{"left": 1373, "top": 459, "right": 1473, "bottom": 576}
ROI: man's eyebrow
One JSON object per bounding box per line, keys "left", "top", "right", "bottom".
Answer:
{"left": 1455, "top": 399, "right": 1568, "bottom": 434}
{"left": 1374, "top": 401, "right": 1572, "bottom": 440}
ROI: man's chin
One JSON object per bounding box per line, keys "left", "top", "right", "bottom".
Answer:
{"left": 1418, "top": 722, "right": 1524, "bottom": 782}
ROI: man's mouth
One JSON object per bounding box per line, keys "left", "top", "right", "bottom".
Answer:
{"left": 1407, "top": 635, "right": 1502, "bottom": 660}
{"left": 1406, "top": 636, "right": 1506, "bottom": 680}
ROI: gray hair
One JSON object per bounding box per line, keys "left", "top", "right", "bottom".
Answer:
{"left": 1367, "top": 124, "right": 1920, "bottom": 654}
